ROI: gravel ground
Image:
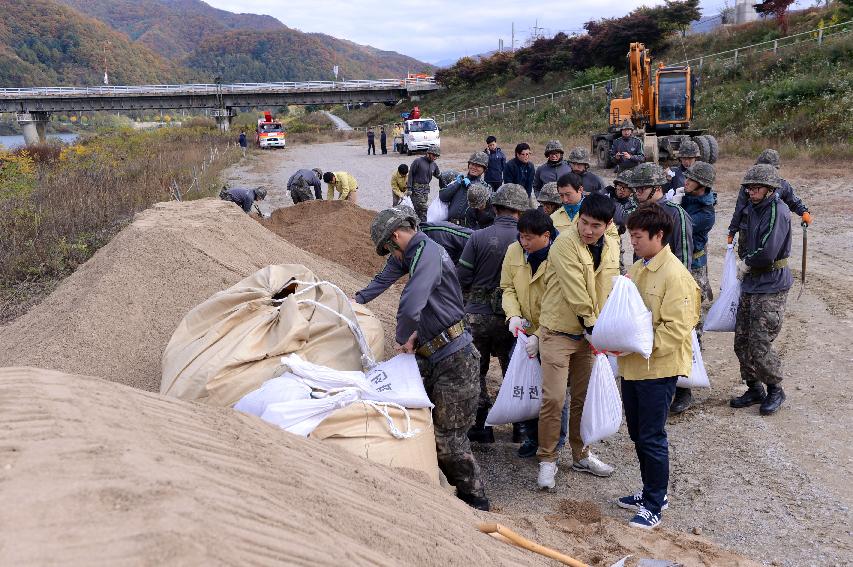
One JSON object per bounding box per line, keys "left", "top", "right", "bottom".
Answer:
{"left": 224, "top": 139, "right": 853, "bottom": 566}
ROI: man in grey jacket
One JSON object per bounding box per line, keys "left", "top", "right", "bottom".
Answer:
{"left": 368, "top": 207, "right": 489, "bottom": 511}
{"left": 439, "top": 151, "right": 489, "bottom": 226}
{"left": 567, "top": 147, "right": 605, "bottom": 195}
{"left": 730, "top": 164, "right": 793, "bottom": 417}
{"left": 457, "top": 184, "right": 529, "bottom": 443}
{"left": 287, "top": 168, "right": 323, "bottom": 203}
{"left": 407, "top": 144, "right": 442, "bottom": 221}
{"left": 533, "top": 140, "right": 571, "bottom": 196}
{"left": 610, "top": 119, "right": 645, "bottom": 172}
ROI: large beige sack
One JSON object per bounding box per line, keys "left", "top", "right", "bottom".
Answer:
{"left": 311, "top": 404, "right": 440, "bottom": 486}
{"left": 160, "top": 264, "right": 384, "bottom": 406}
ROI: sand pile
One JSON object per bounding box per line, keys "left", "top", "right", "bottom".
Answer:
{"left": 0, "top": 199, "right": 401, "bottom": 391}
{"left": 0, "top": 367, "right": 759, "bottom": 567}
{"left": 260, "top": 200, "right": 387, "bottom": 278}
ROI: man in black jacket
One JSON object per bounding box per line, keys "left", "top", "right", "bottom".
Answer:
{"left": 484, "top": 135, "right": 506, "bottom": 190}
{"left": 503, "top": 142, "right": 536, "bottom": 198}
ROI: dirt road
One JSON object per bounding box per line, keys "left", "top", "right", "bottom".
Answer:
{"left": 225, "top": 139, "right": 852, "bottom": 566}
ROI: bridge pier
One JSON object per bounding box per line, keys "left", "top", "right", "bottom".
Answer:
{"left": 211, "top": 107, "right": 235, "bottom": 132}
{"left": 17, "top": 111, "right": 51, "bottom": 145}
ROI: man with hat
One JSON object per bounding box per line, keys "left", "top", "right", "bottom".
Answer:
{"left": 456, "top": 184, "right": 530, "bottom": 443}
{"left": 681, "top": 161, "right": 717, "bottom": 343}
{"left": 533, "top": 140, "right": 571, "bottom": 197}
{"left": 537, "top": 181, "right": 562, "bottom": 216}
{"left": 567, "top": 147, "right": 605, "bottom": 195}
{"left": 287, "top": 167, "right": 324, "bottom": 203}
{"left": 602, "top": 168, "right": 638, "bottom": 274}
{"left": 727, "top": 149, "right": 811, "bottom": 249}
{"left": 407, "top": 144, "right": 442, "bottom": 221}
{"left": 220, "top": 185, "right": 267, "bottom": 214}
{"left": 610, "top": 119, "right": 645, "bottom": 172}
{"left": 666, "top": 139, "right": 700, "bottom": 194}
{"left": 730, "top": 164, "right": 793, "bottom": 416}
{"left": 439, "top": 151, "right": 490, "bottom": 226}
{"left": 368, "top": 206, "right": 489, "bottom": 510}
{"left": 464, "top": 182, "right": 495, "bottom": 230}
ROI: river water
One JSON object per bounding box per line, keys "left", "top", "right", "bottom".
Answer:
{"left": 0, "top": 133, "right": 79, "bottom": 149}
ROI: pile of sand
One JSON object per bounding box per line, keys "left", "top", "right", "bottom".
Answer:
{"left": 0, "top": 199, "right": 401, "bottom": 391}
{"left": 260, "top": 200, "right": 387, "bottom": 278}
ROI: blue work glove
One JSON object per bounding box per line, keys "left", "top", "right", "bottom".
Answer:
{"left": 462, "top": 177, "right": 471, "bottom": 187}
{"left": 455, "top": 174, "right": 465, "bottom": 185}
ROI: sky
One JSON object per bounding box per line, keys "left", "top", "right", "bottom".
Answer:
{"left": 203, "top": 1, "right": 786, "bottom": 65}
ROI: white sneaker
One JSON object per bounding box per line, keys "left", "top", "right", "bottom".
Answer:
{"left": 537, "top": 461, "right": 557, "bottom": 489}
{"left": 572, "top": 453, "right": 615, "bottom": 477}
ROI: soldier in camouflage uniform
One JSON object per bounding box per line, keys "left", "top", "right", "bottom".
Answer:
{"left": 287, "top": 168, "right": 323, "bottom": 203}
{"left": 439, "top": 151, "right": 490, "bottom": 226}
{"left": 407, "top": 144, "right": 442, "bottom": 221}
{"left": 369, "top": 207, "right": 489, "bottom": 510}
{"left": 681, "top": 161, "right": 717, "bottom": 344}
{"left": 603, "top": 168, "right": 637, "bottom": 274}
{"left": 537, "top": 181, "right": 562, "bottom": 215}
{"left": 610, "top": 119, "right": 645, "bottom": 172}
{"left": 567, "top": 147, "right": 605, "bottom": 195}
{"left": 730, "top": 164, "right": 793, "bottom": 416}
{"left": 464, "top": 182, "right": 495, "bottom": 229}
{"left": 457, "top": 184, "right": 530, "bottom": 443}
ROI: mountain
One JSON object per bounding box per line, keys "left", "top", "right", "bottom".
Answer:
{"left": 0, "top": 0, "right": 188, "bottom": 87}
{"left": 57, "top": 0, "right": 285, "bottom": 59}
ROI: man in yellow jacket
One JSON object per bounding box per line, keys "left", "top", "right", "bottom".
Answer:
{"left": 391, "top": 164, "right": 408, "bottom": 206}
{"left": 551, "top": 172, "right": 620, "bottom": 239}
{"left": 535, "top": 193, "right": 621, "bottom": 490}
{"left": 616, "top": 203, "right": 700, "bottom": 530}
{"left": 323, "top": 171, "right": 359, "bottom": 203}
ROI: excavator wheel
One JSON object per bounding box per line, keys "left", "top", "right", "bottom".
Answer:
{"left": 694, "top": 135, "right": 712, "bottom": 164}
{"left": 596, "top": 140, "right": 612, "bottom": 169}
{"left": 703, "top": 135, "right": 720, "bottom": 164}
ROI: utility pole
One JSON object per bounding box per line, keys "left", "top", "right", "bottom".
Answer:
{"left": 531, "top": 20, "right": 544, "bottom": 41}
{"left": 103, "top": 41, "right": 111, "bottom": 85}
{"left": 511, "top": 22, "right": 515, "bottom": 52}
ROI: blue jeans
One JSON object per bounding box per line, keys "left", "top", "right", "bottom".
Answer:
{"left": 621, "top": 377, "right": 677, "bottom": 515}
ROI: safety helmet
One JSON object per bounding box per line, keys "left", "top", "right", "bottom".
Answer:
{"left": 614, "top": 168, "right": 634, "bottom": 188}
{"left": 684, "top": 161, "right": 716, "bottom": 189}
{"left": 439, "top": 169, "right": 460, "bottom": 188}
{"left": 537, "top": 182, "right": 561, "bottom": 205}
{"left": 628, "top": 163, "right": 668, "bottom": 188}
{"left": 491, "top": 183, "right": 530, "bottom": 211}
{"left": 312, "top": 168, "right": 323, "bottom": 178}
{"left": 620, "top": 118, "right": 636, "bottom": 131}
{"left": 370, "top": 207, "right": 419, "bottom": 256}
{"left": 468, "top": 151, "right": 489, "bottom": 168}
{"left": 567, "top": 147, "right": 591, "bottom": 166}
{"left": 755, "top": 149, "right": 781, "bottom": 168}
{"left": 466, "top": 182, "right": 493, "bottom": 209}
{"left": 544, "top": 140, "right": 564, "bottom": 155}
{"left": 741, "top": 164, "right": 781, "bottom": 190}
{"left": 254, "top": 187, "right": 267, "bottom": 200}
{"left": 426, "top": 144, "right": 441, "bottom": 157}
{"left": 678, "top": 140, "right": 700, "bottom": 158}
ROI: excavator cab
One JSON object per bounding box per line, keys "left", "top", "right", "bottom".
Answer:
{"left": 655, "top": 66, "right": 691, "bottom": 126}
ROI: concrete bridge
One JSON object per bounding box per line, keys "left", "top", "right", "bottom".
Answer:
{"left": 0, "top": 77, "right": 439, "bottom": 144}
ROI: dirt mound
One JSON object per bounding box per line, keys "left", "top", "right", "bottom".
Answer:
{"left": 0, "top": 200, "right": 401, "bottom": 392}
{"left": 260, "top": 200, "right": 386, "bottom": 278}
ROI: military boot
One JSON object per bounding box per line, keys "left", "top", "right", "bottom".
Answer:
{"left": 457, "top": 491, "right": 490, "bottom": 511}
{"left": 730, "top": 383, "right": 766, "bottom": 408}
{"left": 467, "top": 407, "right": 495, "bottom": 444}
{"left": 759, "top": 384, "right": 785, "bottom": 416}
{"left": 669, "top": 387, "right": 693, "bottom": 415}
{"left": 511, "top": 422, "right": 526, "bottom": 443}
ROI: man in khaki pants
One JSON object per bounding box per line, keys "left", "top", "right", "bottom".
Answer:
{"left": 536, "top": 193, "right": 620, "bottom": 489}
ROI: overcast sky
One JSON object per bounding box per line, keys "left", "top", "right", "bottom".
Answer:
{"left": 203, "top": 1, "right": 788, "bottom": 65}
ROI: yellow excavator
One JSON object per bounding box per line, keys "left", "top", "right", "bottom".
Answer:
{"left": 592, "top": 42, "right": 718, "bottom": 168}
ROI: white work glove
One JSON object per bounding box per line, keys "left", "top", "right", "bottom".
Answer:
{"left": 670, "top": 187, "right": 685, "bottom": 205}
{"left": 507, "top": 316, "right": 527, "bottom": 337}
{"left": 525, "top": 335, "right": 539, "bottom": 358}
{"left": 666, "top": 167, "right": 676, "bottom": 179}
{"left": 736, "top": 259, "right": 749, "bottom": 281}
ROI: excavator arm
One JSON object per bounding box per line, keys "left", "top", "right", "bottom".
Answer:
{"left": 627, "top": 42, "right": 652, "bottom": 128}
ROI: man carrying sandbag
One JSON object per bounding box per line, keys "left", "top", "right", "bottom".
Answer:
{"left": 617, "top": 203, "right": 700, "bottom": 530}
{"left": 457, "top": 184, "right": 529, "bottom": 444}
{"left": 536, "top": 193, "right": 620, "bottom": 490}
{"left": 729, "top": 165, "right": 793, "bottom": 416}
{"left": 368, "top": 206, "right": 489, "bottom": 511}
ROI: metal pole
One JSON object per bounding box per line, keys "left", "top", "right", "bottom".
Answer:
{"left": 818, "top": 28, "right": 824, "bottom": 46}
{"left": 734, "top": 49, "right": 738, "bottom": 64}
{"left": 773, "top": 39, "right": 778, "bottom": 53}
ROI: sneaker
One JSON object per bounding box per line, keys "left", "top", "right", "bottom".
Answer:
{"left": 517, "top": 437, "right": 538, "bottom": 458}
{"left": 616, "top": 491, "right": 668, "bottom": 512}
{"left": 537, "top": 461, "right": 557, "bottom": 489}
{"left": 629, "top": 507, "right": 662, "bottom": 530}
{"left": 572, "top": 453, "right": 615, "bottom": 477}
{"left": 669, "top": 387, "right": 693, "bottom": 415}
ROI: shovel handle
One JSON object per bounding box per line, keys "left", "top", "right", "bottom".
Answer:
{"left": 478, "top": 523, "right": 589, "bottom": 567}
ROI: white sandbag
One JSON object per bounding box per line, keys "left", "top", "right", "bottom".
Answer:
{"left": 590, "top": 276, "right": 654, "bottom": 358}
{"left": 704, "top": 244, "right": 741, "bottom": 332}
{"left": 485, "top": 334, "right": 542, "bottom": 426}
{"left": 607, "top": 354, "right": 619, "bottom": 378}
{"left": 260, "top": 389, "right": 361, "bottom": 437}
{"left": 233, "top": 374, "right": 312, "bottom": 416}
{"left": 426, "top": 197, "right": 449, "bottom": 223}
{"left": 580, "top": 353, "right": 623, "bottom": 446}
{"left": 399, "top": 195, "right": 414, "bottom": 210}
{"left": 677, "top": 330, "right": 711, "bottom": 388}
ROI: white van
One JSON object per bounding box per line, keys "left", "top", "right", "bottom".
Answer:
{"left": 400, "top": 118, "right": 440, "bottom": 155}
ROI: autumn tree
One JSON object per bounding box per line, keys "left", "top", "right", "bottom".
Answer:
{"left": 754, "top": 0, "right": 797, "bottom": 34}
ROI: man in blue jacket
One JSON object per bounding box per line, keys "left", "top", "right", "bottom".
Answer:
{"left": 439, "top": 151, "right": 490, "bottom": 226}
{"left": 484, "top": 135, "right": 506, "bottom": 190}
{"left": 368, "top": 206, "right": 489, "bottom": 510}
{"left": 503, "top": 143, "right": 536, "bottom": 198}
{"left": 219, "top": 186, "right": 266, "bottom": 214}
{"left": 730, "top": 164, "right": 793, "bottom": 416}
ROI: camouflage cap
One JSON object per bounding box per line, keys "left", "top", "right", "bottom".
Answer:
{"left": 370, "top": 207, "right": 418, "bottom": 256}
{"left": 439, "top": 169, "right": 460, "bottom": 188}
{"left": 567, "top": 147, "right": 591, "bottom": 166}
{"left": 312, "top": 167, "right": 323, "bottom": 178}
{"left": 492, "top": 183, "right": 530, "bottom": 211}
{"left": 426, "top": 144, "right": 441, "bottom": 156}
{"left": 678, "top": 139, "right": 700, "bottom": 158}
{"left": 742, "top": 164, "right": 781, "bottom": 190}
{"left": 254, "top": 187, "right": 267, "bottom": 200}
{"left": 755, "top": 148, "right": 781, "bottom": 168}
{"left": 538, "top": 181, "right": 561, "bottom": 205}
{"left": 544, "top": 140, "right": 564, "bottom": 155}
{"left": 468, "top": 150, "right": 489, "bottom": 168}
{"left": 614, "top": 168, "right": 634, "bottom": 188}
{"left": 620, "top": 118, "right": 636, "bottom": 131}
{"left": 629, "top": 163, "right": 668, "bottom": 188}
{"left": 684, "top": 161, "right": 716, "bottom": 189}
{"left": 466, "top": 182, "right": 493, "bottom": 209}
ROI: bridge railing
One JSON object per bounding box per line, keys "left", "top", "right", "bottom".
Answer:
{"left": 0, "top": 77, "right": 437, "bottom": 99}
